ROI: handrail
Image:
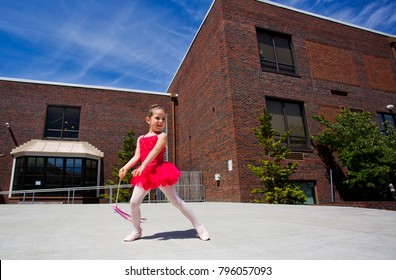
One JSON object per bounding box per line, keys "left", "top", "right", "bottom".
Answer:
{"left": 0, "top": 184, "right": 131, "bottom": 204}
{"left": 0, "top": 183, "right": 205, "bottom": 204}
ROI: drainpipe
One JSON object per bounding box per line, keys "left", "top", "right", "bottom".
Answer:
{"left": 0, "top": 124, "right": 8, "bottom": 157}
{"left": 6, "top": 122, "right": 18, "bottom": 147}
{"left": 170, "top": 93, "right": 178, "bottom": 165}
{"left": 330, "top": 169, "right": 335, "bottom": 203}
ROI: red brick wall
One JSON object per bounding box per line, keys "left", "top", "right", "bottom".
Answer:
{"left": 169, "top": 0, "right": 396, "bottom": 203}
{"left": 2, "top": 0, "right": 395, "bottom": 204}
{"left": 0, "top": 80, "right": 172, "bottom": 202}
{"left": 306, "top": 41, "right": 360, "bottom": 86}
{"left": 169, "top": 0, "right": 242, "bottom": 201}
{"left": 362, "top": 54, "right": 396, "bottom": 91}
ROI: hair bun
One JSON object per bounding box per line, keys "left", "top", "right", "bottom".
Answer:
{"left": 148, "top": 104, "right": 165, "bottom": 117}
{"left": 149, "top": 104, "right": 160, "bottom": 109}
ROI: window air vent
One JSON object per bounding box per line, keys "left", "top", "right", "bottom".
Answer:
{"left": 349, "top": 107, "right": 363, "bottom": 113}
{"left": 287, "top": 152, "right": 304, "bottom": 161}
{"left": 331, "top": 89, "right": 348, "bottom": 96}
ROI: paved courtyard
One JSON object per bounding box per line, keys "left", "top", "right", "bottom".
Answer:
{"left": 0, "top": 202, "right": 395, "bottom": 260}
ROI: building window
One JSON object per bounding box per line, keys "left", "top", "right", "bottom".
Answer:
{"left": 25, "top": 157, "right": 45, "bottom": 189}
{"left": 65, "top": 158, "right": 83, "bottom": 188}
{"left": 377, "top": 112, "right": 396, "bottom": 134}
{"left": 266, "top": 99, "right": 310, "bottom": 150}
{"left": 294, "top": 181, "right": 316, "bottom": 204}
{"left": 46, "top": 157, "right": 64, "bottom": 188}
{"left": 44, "top": 106, "right": 81, "bottom": 139}
{"left": 12, "top": 156, "right": 98, "bottom": 195}
{"left": 84, "top": 159, "right": 98, "bottom": 186}
{"left": 257, "top": 28, "right": 297, "bottom": 75}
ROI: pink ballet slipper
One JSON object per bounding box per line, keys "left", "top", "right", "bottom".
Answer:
{"left": 196, "top": 224, "right": 210, "bottom": 241}
{"left": 123, "top": 230, "right": 142, "bottom": 242}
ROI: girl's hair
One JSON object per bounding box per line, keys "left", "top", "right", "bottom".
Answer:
{"left": 148, "top": 104, "right": 165, "bottom": 117}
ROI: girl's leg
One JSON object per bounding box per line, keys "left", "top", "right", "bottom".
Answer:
{"left": 124, "top": 186, "right": 149, "bottom": 242}
{"left": 159, "top": 185, "right": 209, "bottom": 240}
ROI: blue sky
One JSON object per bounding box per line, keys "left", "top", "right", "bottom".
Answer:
{"left": 0, "top": 0, "right": 395, "bottom": 92}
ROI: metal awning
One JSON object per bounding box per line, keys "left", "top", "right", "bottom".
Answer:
{"left": 10, "top": 139, "right": 104, "bottom": 160}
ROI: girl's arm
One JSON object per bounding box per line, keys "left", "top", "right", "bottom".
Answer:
{"left": 119, "top": 136, "right": 142, "bottom": 180}
{"left": 132, "top": 133, "right": 167, "bottom": 177}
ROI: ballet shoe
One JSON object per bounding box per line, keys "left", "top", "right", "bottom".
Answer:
{"left": 196, "top": 224, "right": 210, "bottom": 241}
{"left": 123, "top": 230, "right": 142, "bottom": 242}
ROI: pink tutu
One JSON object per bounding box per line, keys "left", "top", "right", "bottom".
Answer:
{"left": 131, "top": 162, "right": 181, "bottom": 190}
{"left": 130, "top": 134, "right": 181, "bottom": 190}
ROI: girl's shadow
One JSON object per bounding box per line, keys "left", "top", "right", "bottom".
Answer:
{"left": 140, "top": 229, "right": 197, "bottom": 241}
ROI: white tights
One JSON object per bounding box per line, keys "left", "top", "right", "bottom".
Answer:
{"left": 129, "top": 185, "right": 201, "bottom": 233}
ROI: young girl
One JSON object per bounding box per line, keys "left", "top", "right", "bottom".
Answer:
{"left": 119, "top": 104, "right": 210, "bottom": 242}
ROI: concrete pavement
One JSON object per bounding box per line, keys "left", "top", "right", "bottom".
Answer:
{"left": 0, "top": 202, "right": 395, "bottom": 260}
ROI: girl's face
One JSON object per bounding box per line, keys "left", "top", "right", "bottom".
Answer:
{"left": 147, "top": 109, "right": 166, "bottom": 133}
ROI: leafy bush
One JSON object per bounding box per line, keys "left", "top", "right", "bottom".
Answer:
{"left": 312, "top": 109, "right": 396, "bottom": 200}
{"left": 102, "top": 130, "right": 137, "bottom": 202}
{"left": 248, "top": 109, "right": 307, "bottom": 204}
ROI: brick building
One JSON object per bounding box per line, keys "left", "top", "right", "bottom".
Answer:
{"left": 1, "top": 0, "right": 395, "bottom": 205}
{"left": 168, "top": 0, "right": 396, "bottom": 203}
{"left": 0, "top": 79, "right": 173, "bottom": 203}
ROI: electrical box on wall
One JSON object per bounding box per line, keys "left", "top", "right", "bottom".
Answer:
{"left": 228, "top": 160, "right": 233, "bottom": 171}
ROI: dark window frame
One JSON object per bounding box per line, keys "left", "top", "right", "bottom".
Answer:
{"left": 44, "top": 105, "right": 81, "bottom": 139}
{"left": 377, "top": 112, "right": 396, "bottom": 134}
{"left": 12, "top": 156, "right": 98, "bottom": 194}
{"left": 256, "top": 28, "right": 298, "bottom": 76}
{"left": 266, "top": 98, "right": 310, "bottom": 151}
{"left": 294, "top": 181, "right": 316, "bottom": 205}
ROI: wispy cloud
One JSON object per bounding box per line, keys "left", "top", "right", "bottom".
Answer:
{"left": 347, "top": 1, "right": 396, "bottom": 32}
{"left": 269, "top": 0, "right": 396, "bottom": 35}
{"left": 0, "top": 0, "right": 394, "bottom": 92}
{"left": 170, "top": 0, "right": 213, "bottom": 21}
{"left": 0, "top": 0, "right": 212, "bottom": 91}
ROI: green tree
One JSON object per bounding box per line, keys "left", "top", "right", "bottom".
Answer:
{"left": 312, "top": 109, "right": 396, "bottom": 200}
{"left": 248, "top": 109, "right": 307, "bottom": 204}
{"left": 102, "top": 130, "right": 137, "bottom": 202}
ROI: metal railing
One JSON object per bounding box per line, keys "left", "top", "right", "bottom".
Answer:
{"left": 0, "top": 184, "right": 127, "bottom": 204}
{"left": 0, "top": 171, "right": 205, "bottom": 204}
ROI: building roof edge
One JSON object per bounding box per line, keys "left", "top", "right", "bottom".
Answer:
{"left": 166, "top": 0, "right": 216, "bottom": 92}
{"left": 0, "top": 76, "right": 170, "bottom": 97}
{"left": 257, "top": 0, "right": 396, "bottom": 37}
{"left": 166, "top": 0, "right": 395, "bottom": 93}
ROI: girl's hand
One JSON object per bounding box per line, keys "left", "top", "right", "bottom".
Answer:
{"left": 132, "top": 165, "right": 145, "bottom": 177}
{"left": 119, "top": 168, "right": 127, "bottom": 180}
